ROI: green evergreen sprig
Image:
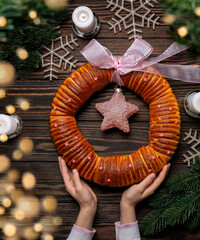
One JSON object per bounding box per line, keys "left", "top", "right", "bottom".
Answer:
{"left": 160, "top": 0, "right": 200, "bottom": 53}
{"left": 0, "top": 0, "right": 68, "bottom": 77}
{"left": 141, "top": 156, "right": 200, "bottom": 236}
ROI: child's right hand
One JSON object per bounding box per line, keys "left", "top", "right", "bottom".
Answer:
{"left": 58, "top": 156, "right": 97, "bottom": 230}
{"left": 58, "top": 156, "right": 97, "bottom": 211}
{"left": 120, "top": 163, "right": 171, "bottom": 224}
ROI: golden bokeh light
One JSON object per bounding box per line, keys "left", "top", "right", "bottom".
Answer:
{"left": 16, "top": 195, "right": 40, "bottom": 218}
{"left": 42, "top": 233, "right": 54, "bottom": 240}
{"left": 22, "top": 172, "right": 36, "bottom": 190}
{"left": 6, "top": 104, "right": 16, "bottom": 114}
{"left": 7, "top": 169, "right": 20, "bottom": 182}
{"left": 0, "top": 16, "right": 7, "bottom": 27}
{"left": 12, "top": 149, "right": 23, "bottom": 161}
{"left": 0, "top": 206, "right": 5, "bottom": 215}
{"left": 3, "top": 223, "right": 16, "bottom": 237}
{"left": 2, "top": 197, "right": 12, "bottom": 208}
{"left": 0, "top": 61, "right": 15, "bottom": 86}
{"left": 11, "top": 189, "right": 24, "bottom": 203}
{"left": 162, "top": 14, "right": 176, "bottom": 25}
{"left": 195, "top": 7, "right": 200, "bottom": 16}
{"left": 19, "top": 137, "right": 34, "bottom": 153}
{"left": 6, "top": 183, "right": 15, "bottom": 194}
{"left": 16, "top": 48, "right": 29, "bottom": 60}
{"left": 44, "top": 0, "right": 68, "bottom": 10}
{"left": 29, "top": 10, "right": 37, "bottom": 19}
{"left": 20, "top": 100, "right": 30, "bottom": 111}
{"left": 42, "top": 196, "right": 57, "bottom": 212}
{"left": 33, "top": 17, "right": 41, "bottom": 25}
{"left": 14, "top": 209, "right": 25, "bottom": 221}
{"left": 177, "top": 26, "right": 188, "bottom": 38}
{"left": 24, "top": 227, "right": 39, "bottom": 240}
{"left": 34, "top": 223, "right": 43, "bottom": 232}
{"left": 53, "top": 216, "right": 62, "bottom": 226}
{"left": 0, "top": 88, "right": 6, "bottom": 98}
{"left": 0, "top": 155, "right": 10, "bottom": 173}
{"left": 0, "top": 133, "right": 8, "bottom": 142}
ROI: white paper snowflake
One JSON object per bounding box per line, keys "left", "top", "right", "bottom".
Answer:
{"left": 183, "top": 129, "right": 200, "bottom": 167}
{"left": 106, "top": 0, "right": 160, "bottom": 40}
{"left": 41, "top": 34, "right": 79, "bottom": 81}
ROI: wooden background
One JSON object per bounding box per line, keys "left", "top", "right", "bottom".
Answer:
{"left": 1, "top": 0, "right": 200, "bottom": 239}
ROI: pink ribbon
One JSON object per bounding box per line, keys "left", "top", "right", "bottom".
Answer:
{"left": 80, "top": 38, "right": 200, "bottom": 85}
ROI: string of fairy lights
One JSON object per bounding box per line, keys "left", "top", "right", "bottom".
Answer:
{"left": 0, "top": 1, "right": 69, "bottom": 238}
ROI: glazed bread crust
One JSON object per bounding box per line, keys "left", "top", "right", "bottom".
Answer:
{"left": 50, "top": 63, "right": 180, "bottom": 187}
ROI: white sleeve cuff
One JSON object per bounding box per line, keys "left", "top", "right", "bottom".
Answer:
{"left": 66, "top": 224, "right": 96, "bottom": 240}
{"left": 115, "top": 221, "right": 141, "bottom": 240}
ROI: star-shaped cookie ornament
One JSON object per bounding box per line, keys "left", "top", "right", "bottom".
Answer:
{"left": 96, "top": 89, "right": 139, "bottom": 133}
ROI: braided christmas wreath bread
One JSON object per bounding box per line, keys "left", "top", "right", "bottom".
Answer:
{"left": 50, "top": 63, "right": 180, "bottom": 187}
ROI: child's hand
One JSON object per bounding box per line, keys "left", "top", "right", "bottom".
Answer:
{"left": 120, "top": 163, "right": 171, "bottom": 224}
{"left": 58, "top": 156, "right": 97, "bottom": 230}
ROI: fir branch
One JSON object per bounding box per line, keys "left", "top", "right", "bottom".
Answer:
{"left": 140, "top": 208, "right": 169, "bottom": 236}
{"left": 164, "top": 191, "right": 200, "bottom": 225}
{"left": 184, "top": 208, "right": 200, "bottom": 232}
{"left": 0, "top": 0, "right": 69, "bottom": 77}
{"left": 141, "top": 190, "right": 200, "bottom": 236}
{"left": 141, "top": 158, "right": 200, "bottom": 236}
{"left": 149, "top": 190, "right": 184, "bottom": 208}
{"left": 159, "top": 0, "right": 200, "bottom": 53}
{"left": 149, "top": 156, "right": 200, "bottom": 208}
{"left": 166, "top": 166, "right": 200, "bottom": 193}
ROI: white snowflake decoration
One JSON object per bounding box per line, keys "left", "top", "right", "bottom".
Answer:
{"left": 41, "top": 34, "right": 79, "bottom": 81}
{"left": 183, "top": 129, "right": 200, "bottom": 167}
{"left": 106, "top": 0, "right": 160, "bottom": 40}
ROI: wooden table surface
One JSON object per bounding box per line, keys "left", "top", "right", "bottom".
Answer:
{"left": 1, "top": 1, "right": 200, "bottom": 239}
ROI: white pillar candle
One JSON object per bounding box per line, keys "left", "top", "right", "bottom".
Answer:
{"left": 0, "top": 114, "right": 17, "bottom": 135}
{"left": 187, "top": 92, "right": 200, "bottom": 114}
{"left": 72, "top": 6, "right": 95, "bottom": 33}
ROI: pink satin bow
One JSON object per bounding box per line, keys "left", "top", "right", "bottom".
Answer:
{"left": 81, "top": 38, "right": 200, "bottom": 85}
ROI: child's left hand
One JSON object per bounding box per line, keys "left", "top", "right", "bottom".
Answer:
{"left": 120, "top": 163, "right": 171, "bottom": 224}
